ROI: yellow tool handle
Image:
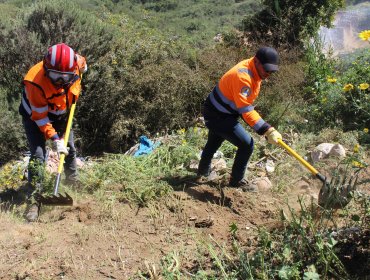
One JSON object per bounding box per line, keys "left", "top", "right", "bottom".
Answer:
{"left": 56, "top": 103, "right": 76, "bottom": 174}
{"left": 277, "top": 139, "right": 320, "bottom": 176}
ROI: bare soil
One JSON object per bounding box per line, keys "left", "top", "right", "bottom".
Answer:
{"left": 0, "top": 166, "right": 369, "bottom": 280}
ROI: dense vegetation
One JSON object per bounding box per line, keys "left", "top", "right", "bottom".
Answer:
{"left": 0, "top": 0, "right": 369, "bottom": 278}
{"left": 0, "top": 0, "right": 368, "bottom": 161}
{"left": 240, "top": 0, "right": 345, "bottom": 47}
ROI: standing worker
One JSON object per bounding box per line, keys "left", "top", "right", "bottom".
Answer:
{"left": 198, "top": 47, "right": 282, "bottom": 190}
{"left": 19, "top": 43, "right": 87, "bottom": 222}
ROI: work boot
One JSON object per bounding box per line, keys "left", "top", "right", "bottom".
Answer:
{"left": 197, "top": 162, "right": 211, "bottom": 177}
{"left": 63, "top": 178, "right": 81, "bottom": 188}
{"left": 24, "top": 203, "right": 40, "bottom": 222}
{"left": 229, "top": 178, "right": 258, "bottom": 192}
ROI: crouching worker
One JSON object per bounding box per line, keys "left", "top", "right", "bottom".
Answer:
{"left": 19, "top": 43, "right": 87, "bottom": 222}
{"left": 198, "top": 47, "right": 282, "bottom": 191}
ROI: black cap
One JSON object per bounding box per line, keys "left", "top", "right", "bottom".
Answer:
{"left": 255, "top": 47, "right": 279, "bottom": 72}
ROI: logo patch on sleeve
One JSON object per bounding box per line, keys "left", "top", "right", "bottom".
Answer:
{"left": 241, "top": 86, "right": 252, "bottom": 97}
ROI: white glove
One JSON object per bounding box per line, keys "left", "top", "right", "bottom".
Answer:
{"left": 53, "top": 139, "right": 69, "bottom": 156}
{"left": 265, "top": 127, "right": 282, "bottom": 145}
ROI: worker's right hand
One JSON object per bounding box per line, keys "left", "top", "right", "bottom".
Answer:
{"left": 53, "top": 139, "right": 69, "bottom": 156}
{"left": 265, "top": 127, "right": 282, "bottom": 145}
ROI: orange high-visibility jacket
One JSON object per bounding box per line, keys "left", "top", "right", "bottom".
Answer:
{"left": 208, "top": 57, "right": 270, "bottom": 135}
{"left": 20, "top": 55, "right": 86, "bottom": 140}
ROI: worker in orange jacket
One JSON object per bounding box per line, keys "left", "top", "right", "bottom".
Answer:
{"left": 19, "top": 43, "right": 87, "bottom": 221}
{"left": 198, "top": 47, "right": 282, "bottom": 190}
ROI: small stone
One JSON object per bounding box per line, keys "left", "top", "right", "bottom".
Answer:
{"left": 265, "top": 159, "right": 275, "bottom": 173}
{"left": 251, "top": 177, "right": 272, "bottom": 192}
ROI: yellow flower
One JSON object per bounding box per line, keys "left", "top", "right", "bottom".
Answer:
{"left": 364, "top": 128, "right": 369, "bottom": 133}
{"left": 359, "top": 30, "right": 370, "bottom": 41}
{"left": 358, "top": 83, "right": 369, "bottom": 90}
{"left": 343, "top": 84, "right": 354, "bottom": 92}
{"left": 352, "top": 160, "right": 365, "bottom": 168}
{"left": 353, "top": 144, "right": 360, "bottom": 153}
{"left": 326, "top": 77, "right": 337, "bottom": 83}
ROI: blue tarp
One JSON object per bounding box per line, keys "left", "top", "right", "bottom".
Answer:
{"left": 133, "top": 136, "right": 160, "bottom": 157}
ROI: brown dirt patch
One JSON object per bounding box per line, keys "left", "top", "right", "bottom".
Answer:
{"left": 0, "top": 165, "right": 369, "bottom": 279}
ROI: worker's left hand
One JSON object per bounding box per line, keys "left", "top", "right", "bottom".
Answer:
{"left": 53, "top": 139, "right": 69, "bottom": 156}
{"left": 265, "top": 127, "right": 282, "bottom": 145}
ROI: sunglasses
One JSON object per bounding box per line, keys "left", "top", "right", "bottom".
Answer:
{"left": 47, "top": 70, "right": 75, "bottom": 85}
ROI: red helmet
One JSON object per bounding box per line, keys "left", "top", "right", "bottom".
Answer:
{"left": 43, "top": 43, "right": 77, "bottom": 73}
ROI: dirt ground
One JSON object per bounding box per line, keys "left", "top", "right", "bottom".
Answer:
{"left": 0, "top": 166, "right": 369, "bottom": 280}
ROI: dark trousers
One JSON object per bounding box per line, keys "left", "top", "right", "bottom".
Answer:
{"left": 22, "top": 116, "right": 77, "bottom": 187}
{"left": 199, "top": 114, "right": 254, "bottom": 182}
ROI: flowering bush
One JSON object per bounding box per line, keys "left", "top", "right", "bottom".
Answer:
{"left": 359, "top": 30, "right": 370, "bottom": 42}
{"left": 304, "top": 31, "right": 370, "bottom": 134}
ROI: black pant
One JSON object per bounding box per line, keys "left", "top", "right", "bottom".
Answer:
{"left": 199, "top": 103, "right": 254, "bottom": 182}
{"left": 22, "top": 116, "right": 77, "bottom": 186}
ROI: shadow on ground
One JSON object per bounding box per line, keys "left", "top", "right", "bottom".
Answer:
{"left": 161, "top": 174, "right": 232, "bottom": 207}
{"left": 0, "top": 184, "right": 32, "bottom": 212}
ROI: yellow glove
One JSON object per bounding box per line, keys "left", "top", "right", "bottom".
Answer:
{"left": 265, "top": 127, "right": 282, "bottom": 145}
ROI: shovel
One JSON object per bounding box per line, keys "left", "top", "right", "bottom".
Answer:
{"left": 277, "top": 139, "right": 355, "bottom": 209}
{"left": 35, "top": 102, "right": 76, "bottom": 206}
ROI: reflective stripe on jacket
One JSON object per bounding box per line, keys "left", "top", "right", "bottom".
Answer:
{"left": 208, "top": 57, "right": 270, "bottom": 135}
{"left": 20, "top": 61, "right": 83, "bottom": 140}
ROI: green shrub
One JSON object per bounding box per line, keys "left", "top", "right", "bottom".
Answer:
{"left": 2, "top": 0, "right": 365, "bottom": 163}
{"left": 0, "top": 104, "right": 26, "bottom": 165}
{"left": 302, "top": 37, "right": 370, "bottom": 132}
{"left": 241, "top": 0, "right": 345, "bottom": 47}
{"left": 0, "top": 0, "right": 210, "bottom": 157}
{"left": 0, "top": 0, "right": 116, "bottom": 161}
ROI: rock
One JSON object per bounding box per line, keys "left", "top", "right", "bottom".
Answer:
{"left": 213, "top": 33, "right": 223, "bottom": 43}
{"left": 46, "top": 149, "right": 59, "bottom": 173}
{"left": 311, "top": 143, "right": 346, "bottom": 163}
{"left": 213, "top": 150, "right": 224, "bottom": 159}
{"left": 212, "top": 158, "right": 227, "bottom": 171}
{"left": 189, "top": 157, "right": 227, "bottom": 173}
{"left": 251, "top": 177, "right": 272, "bottom": 192}
{"left": 189, "top": 159, "right": 199, "bottom": 171}
{"left": 76, "top": 158, "right": 84, "bottom": 168}
{"left": 265, "top": 159, "right": 275, "bottom": 173}
{"left": 329, "top": 143, "right": 346, "bottom": 158}
{"left": 207, "top": 170, "right": 219, "bottom": 181}
{"left": 311, "top": 143, "right": 334, "bottom": 162}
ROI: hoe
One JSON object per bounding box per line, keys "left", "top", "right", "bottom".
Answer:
{"left": 35, "top": 102, "right": 76, "bottom": 206}
{"left": 278, "top": 139, "right": 357, "bottom": 210}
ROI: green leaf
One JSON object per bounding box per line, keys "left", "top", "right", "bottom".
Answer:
{"left": 229, "top": 222, "right": 238, "bottom": 235}
{"left": 326, "top": 236, "right": 338, "bottom": 248}
{"left": 303, "top": 265, "right": 320, "bottom": 280}
{"left": 278, "top": 266, "right": 290, "bottom": 280}
{"left": 282, "top": 246, "right": 292, "bottom": 261}
{"left": 303, "top": 271, "right": 320, "bottom": 280}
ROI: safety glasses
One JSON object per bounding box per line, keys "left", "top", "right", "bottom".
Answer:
{"left": 47, "top": 70, "right": 75, "bottom": 85}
